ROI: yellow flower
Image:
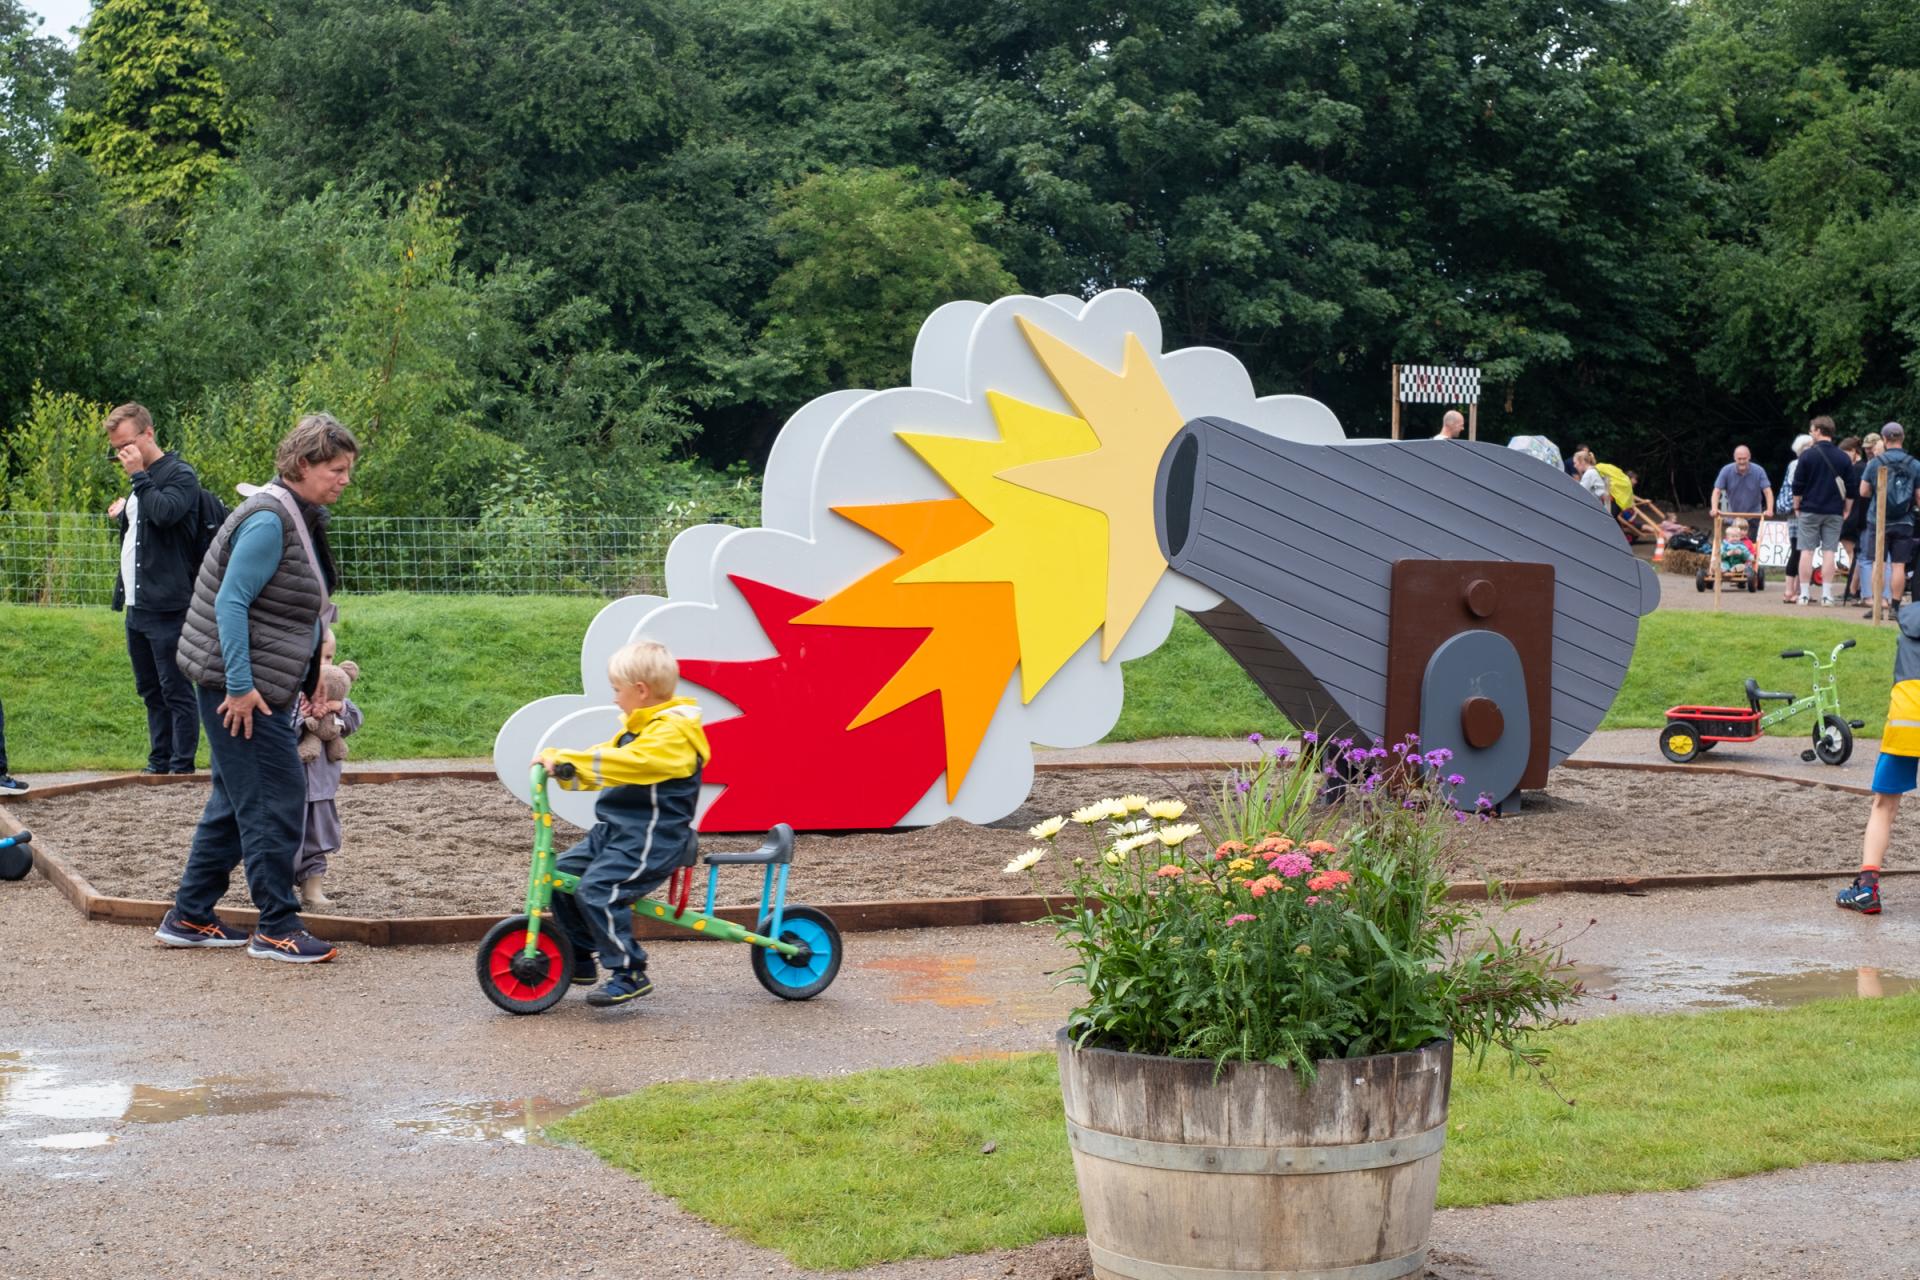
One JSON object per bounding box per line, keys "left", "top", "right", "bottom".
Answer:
{"left": 1118, "top": 794, "right": 1150, "bottom": 813}
{"left": 1028, "top": 815, "right": 1067, "bottom": 841}
{"left": 1103, "top": 850, "right": 1123, "bottom": 865}
{"left": 1101, "top": 798, "right": 1132, "bottom": 819}
{"left": 1294, "top": 943, "right": 1313, "bottom": 956}
{"left": 1157, "top": 823, "right": 1203, "bottom": 847}
{"left": 1227, "top": 857, "right": 1256, "bottom": 873}
{"left": 1070, "top": 804, "right": 1109, "bottom": 825}
{"left": 1145, "top": 799, "right": 1186, "bottom": 820}
{"left": 1003, "top": 848, "right": 1047, "bottom": 875}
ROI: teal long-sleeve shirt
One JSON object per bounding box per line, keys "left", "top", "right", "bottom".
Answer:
{"left": 215, "top": 510, "right": 322, "bottom": 700}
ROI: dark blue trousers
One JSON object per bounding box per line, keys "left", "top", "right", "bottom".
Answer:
{"left": 0, "top": 694, "right": 9, "bottom": 775}
{"left": 550, "top": 823, "right": 681, "bottom": 973}
{"left": 127, "top": 607, "right": 199, "bottom": 772}
{"left": 173, "top": 685, "right": 307, "bottom": 935}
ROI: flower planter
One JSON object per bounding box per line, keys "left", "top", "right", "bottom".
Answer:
{"left": 1056, "top": 1031, "right": 1452, "bottom": 1280}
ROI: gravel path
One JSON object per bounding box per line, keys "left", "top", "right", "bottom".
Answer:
{"left": 6, "top": 873, "right": 1920, "bottom": 1278}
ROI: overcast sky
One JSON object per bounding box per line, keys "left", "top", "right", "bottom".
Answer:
{"left": 22, "top": 0, "right": 90, "bottom": 45}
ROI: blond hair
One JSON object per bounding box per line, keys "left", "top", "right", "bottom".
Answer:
{"left": 275, "top": 412, "right": 360, "bottom": 483}
{"left": 609, "top": 641, "right": 678, "bottom": 696}
{"left": 103, "top": 402, "right": 153, "bottom": 437}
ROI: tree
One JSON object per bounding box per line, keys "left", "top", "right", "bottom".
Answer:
{"left": 61, "top": 0, "right": 248, "bottom": 226}
{"left": 750, "top": 166, "right": 1020, "bottom": 400}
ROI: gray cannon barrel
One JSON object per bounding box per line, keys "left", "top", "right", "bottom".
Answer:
{"left": 1153, "top": 416, "right": 1659, "bottom": 766}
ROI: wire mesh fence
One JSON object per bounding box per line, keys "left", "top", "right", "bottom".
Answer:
{"left": 0, "top": 510, "right": 760, "bottom": 605}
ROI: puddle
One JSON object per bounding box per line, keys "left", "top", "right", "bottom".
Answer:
{"left": 0, "top": 1051, "right": 328, "bottom": 1156}
{"left": 394, "top": 1098, "right": 592, "bottom": 1145}
{"left": 861, "top": 955, "right": 992, "bottom": 1007}
{"left": 1572, "top": 962, "right": 1916, "bottom": 1008}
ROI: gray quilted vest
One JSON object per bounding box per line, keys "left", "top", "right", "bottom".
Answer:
{"left": 174, "top": 492, "right": 327, "bottom": 707}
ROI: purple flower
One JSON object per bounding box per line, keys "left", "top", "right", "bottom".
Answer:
{"left": 1337, "top": 737, "right": 1354, "bottom": 750}
{"left": 1369, "top": 746, "right": 1389, "bottom": 759}
{"left": 1247, "top": 732, "right": 1264, "bottom": 745}
{"left": 1302, "top": 731, "right": 1319, "bottom": 744}
{"left": 1236, "top": 779, "right": 1251, "bottom": 795}
{"left": 1273, "top": 746, "right": 1292, "bottom": 761}
{"left": 1446, "top": 773, "right": 1465, "bottom": 787}
{"left": 1323, "top": 764, "right": 1339, "bottom": 777}
{"left": 1361, "top": 777, "right": 1379, "bottom": 793}
{"left": 1392, "top": 742, "right": 1408, "bottom": 755}
{"left": 1407, "top": 732, "right": 1421, "bottom": 744}
{"left": 1454, "top": 811, "right": 1470, "bottom": 823}
{"left": 1476, "top": 792, "right": 1494, "bottom": 810}
{"left": 1402, "top": 798, "right": 1419, "bottom": 810}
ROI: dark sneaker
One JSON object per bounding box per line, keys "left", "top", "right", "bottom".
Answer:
{"left": 1837, "top": 877, "right": 1882, "bottom": 914}
{"left": 155, "top": 908, "right": 250, "bottom": 948}
{"left": 247, "top": 929, "right": 339, "bottom": 963}
{"left": 571, "top": 954, "right": 600, "bottom": 987}
{"left": 0, "top": 775, "right": 28, "bottom": 794}
{"left": 169, "top": 767, "right": 197, "bottom": 775}
{"left": 585, "top": 969, "right": 652, "bottom": 1007}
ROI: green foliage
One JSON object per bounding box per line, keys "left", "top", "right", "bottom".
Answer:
{"left": 748, "top": 166, "right": 1020, "bottom": 399}
{"left": 60, "top": 0, "right": 248, "bottom": 226}
{"left": 0, "top": 0, "right": 70, "bottom": 167}
{"left": 554, "top": 995, "right": 1920, "bottom": 1268}
{"left": 1021, "top": 747, "right": 1579, "bottom": 1079}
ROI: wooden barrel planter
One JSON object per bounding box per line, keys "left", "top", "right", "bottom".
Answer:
{"left": 1056, "top": 1031, "right": 1452, "bottom": 1280}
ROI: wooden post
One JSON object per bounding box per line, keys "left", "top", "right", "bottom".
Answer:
{"left": 1390, "top": 364, "right": 1401, "bottom": 440}
{"left": 1467, "top": 402, "right": 1478, "bottom": 442}
{"left": 1712, "top": 510, "right": 1724, "bottom": 611}
{"left": 1874, "top": 468, "right": 1888, "bottom": 625}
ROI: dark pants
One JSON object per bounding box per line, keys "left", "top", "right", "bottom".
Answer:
{"left": 550, "top": 825, "right": 681, "bottom": 973}
{"left": 173, "top": 685, "right": 307, "bottom": 935}
{"left": 126, "top": 607, "right": 199, "bottom": 772}
{"left": 0, "top": 695, "right": 9, "bottom": 775}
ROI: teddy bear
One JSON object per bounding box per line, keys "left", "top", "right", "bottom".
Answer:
{"left": 298, "top": 660, "right": 361, "bottom": 765}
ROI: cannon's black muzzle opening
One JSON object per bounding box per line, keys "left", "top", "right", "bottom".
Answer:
{"left": 1156, "top": 427, "right": 1202, "bottom": 564}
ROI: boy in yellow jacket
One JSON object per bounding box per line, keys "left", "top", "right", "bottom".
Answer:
{"left": 535, "top": 641, "right": 711, "bottom": 1004}
{"left": 1842, "top": 603, "right": 1920, "bottom": 913}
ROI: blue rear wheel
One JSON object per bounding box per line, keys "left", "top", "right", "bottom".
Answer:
{"left": 750, "top": 905, "right": 842, "bottom": 1000}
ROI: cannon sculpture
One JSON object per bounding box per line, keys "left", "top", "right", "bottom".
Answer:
{"left": 499, "top": 290, "right": 1659, "bottom": 830}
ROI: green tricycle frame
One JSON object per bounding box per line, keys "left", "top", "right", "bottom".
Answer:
{"left": 475, "top": 763, "right": 842, "bottom": 1014}
{"left": 1658, "top": 638, "right": 1863, "bottom": 766}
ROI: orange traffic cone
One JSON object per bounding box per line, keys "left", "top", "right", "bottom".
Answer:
{"left": 1653, "top": 535, "right": 1666, "bottom": 563}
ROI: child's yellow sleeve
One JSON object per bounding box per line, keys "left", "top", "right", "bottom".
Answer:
{"left": 551, "top": 724, "right": 703, "bottom": 791}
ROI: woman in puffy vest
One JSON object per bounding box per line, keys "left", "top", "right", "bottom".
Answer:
{"left": 156, "top": 414, "right": 359, "bottom": 965}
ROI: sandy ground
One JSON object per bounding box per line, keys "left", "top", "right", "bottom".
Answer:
{"left": 5, "top": 766, "right": 1877, "bottom": 919}
{"left": 3, "top": 875, "right": 1918, "bottom": 1278}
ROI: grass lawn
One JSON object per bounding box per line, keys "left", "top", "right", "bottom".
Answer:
{"left": 551, "top": 995, "right": 1920, "bottom": 1271}
{"left": 0, "top": 597, "right": 1898, "bottom": 770}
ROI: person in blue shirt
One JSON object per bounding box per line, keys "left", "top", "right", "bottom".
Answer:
{"left": 156, "top": 415, "right": 359, "bottom": 965}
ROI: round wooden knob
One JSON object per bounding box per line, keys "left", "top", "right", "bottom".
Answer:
{"left": 1461, "top": 697, "right": 1504, "bottom": 749}
{"left": 1465, "top": 578, "right": 1497, "bottom": 618}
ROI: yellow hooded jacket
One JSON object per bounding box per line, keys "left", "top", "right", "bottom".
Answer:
{"left": 550, "top": 696, "right": 711, "bottom": 791}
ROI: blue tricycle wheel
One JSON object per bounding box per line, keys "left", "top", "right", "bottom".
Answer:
{"left": 750, "top": 904, "right": 842, "bottom": 1000}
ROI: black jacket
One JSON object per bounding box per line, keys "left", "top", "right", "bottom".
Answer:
{"left": 110, "top": 452, "right": 202, "bottom": 613}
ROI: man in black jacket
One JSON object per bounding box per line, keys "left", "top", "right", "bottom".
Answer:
{"left": 105, "top": 403, "right": 203, "bottom": 774}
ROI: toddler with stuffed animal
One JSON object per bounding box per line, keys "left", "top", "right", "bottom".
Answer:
{"left": 294, "top": 628, "right": 361, "bottom": 908}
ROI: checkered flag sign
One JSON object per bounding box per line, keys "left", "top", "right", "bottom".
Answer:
{"left": 1398, "top": 365, "right": 1480, "bottom": 405}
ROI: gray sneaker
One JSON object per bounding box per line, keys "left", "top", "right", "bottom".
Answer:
{"left": 0, "top": 775, "right": 28, "bottom": 794}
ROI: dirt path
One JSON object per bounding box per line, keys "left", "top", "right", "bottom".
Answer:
{"left": 4, "top": 873, "right": 1918, "bottom": 1279}
{"left": 6, "top": 765, "right": 1877, "bottom": 919}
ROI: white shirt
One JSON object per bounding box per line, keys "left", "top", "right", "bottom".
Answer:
{"left": 119, "top": 490, "right": 140, "bottom": 608}
{"left": 1579, "top": 468, "right": 1609, "bottom": 507}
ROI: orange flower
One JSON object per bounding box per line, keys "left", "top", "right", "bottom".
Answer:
{"left": 1246, "top": 874, "right": 1284, "bottom": 898}
{"left": 1214, "top": 840, "right": 1248, "bottom": 861}
{"left": 1253, "top": 835, "right": 1294, "bottom": 855}
{"left": 1305, "top": 840, "right": 1339, "bottom": 855}
{"left": 1154, "top": 864, "right": 1185, "bottom": 879}
{"left": 1307, "top": 869, "right": 1352, "bottom": 891}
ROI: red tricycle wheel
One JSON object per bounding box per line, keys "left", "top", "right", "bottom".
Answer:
{"left": 477, "top": 914, "right": 575, "bottom": 1015}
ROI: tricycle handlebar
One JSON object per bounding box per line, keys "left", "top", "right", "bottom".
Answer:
{"left": 1780, "top": 649, "right": 1806, "bottom": 659}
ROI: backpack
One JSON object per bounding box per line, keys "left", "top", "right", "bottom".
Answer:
{"left": 188, "top": 485, "right": 231, "bottom": 573}
{"left": 1775, "top": 461, "right": 1795, "bottom": 516}
{"left": 1884, "top": 454, "right": 1920, "bottom": 524}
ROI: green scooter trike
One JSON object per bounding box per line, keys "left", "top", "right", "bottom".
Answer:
{"left": 476, "top": 763, "right": 842, "bottom": 1015}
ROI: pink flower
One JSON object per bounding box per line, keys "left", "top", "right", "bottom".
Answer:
{"left": 1225, "top": 913, "right": 1256, "bottom": 926}
{"left": 1267, "top": 852, "right": 1313, "bottom": 879}
{"left": 1154, "top": 864, "right": 1185, "bottom": 878}
{"left": 1304, "top": 895, "right": 1320, "bottom": 905}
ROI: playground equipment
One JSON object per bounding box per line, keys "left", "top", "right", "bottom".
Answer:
{"left": 0, "top": 829, "right": 31, "bottom": 881}
{"left": 476, "top": 763, "right": 841, "bottom": 1015}
{"left": 1658, "top": 639, "right": 1863, "bottom": 766}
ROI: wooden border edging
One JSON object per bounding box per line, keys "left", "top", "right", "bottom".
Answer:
{"left": 1, "top": 758, "right": 1898, "bottom": 946}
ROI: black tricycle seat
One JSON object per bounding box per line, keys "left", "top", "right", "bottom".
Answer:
{"left": 704, "top": 823, "right": 796, "bottom": 867}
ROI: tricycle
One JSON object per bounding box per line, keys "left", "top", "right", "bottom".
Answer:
{"left": 1658, "top": 639, "right": 1863, "bottom": 766}
{"left": 476, "top": 763, "right": 842, "bottom": 1015}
